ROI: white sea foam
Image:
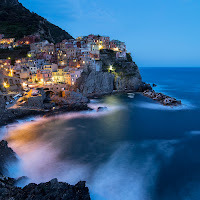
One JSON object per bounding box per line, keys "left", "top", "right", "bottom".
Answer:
{"left": 4, "top": 129, "right": 177, "bottom": 200}
{"left": 90, "top": 140, "right": 177, "bottom": 200}
{"left": 187, "top": 131, "right": 200, "bottom": 135}
{"left": 135, "top": 100, "right": 195, "bottom": 111}
{"left": 127, "top": 93, "right": 135, "bottom": 99}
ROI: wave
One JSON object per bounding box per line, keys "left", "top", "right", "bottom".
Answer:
{"left": 186, "top": 131, "right": 200, "bottom": 136}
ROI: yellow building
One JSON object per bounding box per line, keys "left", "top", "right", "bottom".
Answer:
{"left": 32, "top": 74, "right": 38, "bottom": 82}
{"left": 0, "top": 38, "right": 15, "bottom": 44}
{"left": 52, "top": 68, "right": 65, "bottom": 83}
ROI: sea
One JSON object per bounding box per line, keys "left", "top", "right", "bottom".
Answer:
{"left": 1, "top": 67, "right": 200, "bottom": 200}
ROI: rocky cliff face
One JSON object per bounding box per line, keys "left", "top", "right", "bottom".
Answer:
{"left": 76, "top": 50, "right": 143, "bottom": 97}
{"left": 76, "top": 71, "right": 115, "bottom": 97}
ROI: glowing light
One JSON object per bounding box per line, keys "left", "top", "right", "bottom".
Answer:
{"left": 113, "top": 47, "right": 119, "bottom": 51}
{"left": 109, "top": 65, "right": 113, "bottom": 71}
{"left": 9, "top": 69, "right": 13, "bottom": 77}
{"left": 27, "top": 54, "right": 32, "bottom": 58}
{"left": 8, "top": 57, "right": 11, "bottom": 60}
{"left": 22, "top": 82, "right": 26, "bottom": 87}
{"left": 3, "top": 82, "right": 9, "bottom": 88}
{"left": 99, "top": 45, "right": 103, "bottom": 50}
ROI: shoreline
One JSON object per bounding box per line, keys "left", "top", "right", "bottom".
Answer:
{"left": 0, "top": 103, "right": 91, "bottom": 127}
{"left": 0, "top": 88, "right": 182, "bottom": 127}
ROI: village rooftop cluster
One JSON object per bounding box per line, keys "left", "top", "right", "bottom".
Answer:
{"left": 0, "top": 34, "right": 127, "bottom": 92}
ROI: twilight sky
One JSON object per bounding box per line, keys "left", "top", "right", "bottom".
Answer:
{"left": 19, "top": 0, "right": 200, "bottom": 67}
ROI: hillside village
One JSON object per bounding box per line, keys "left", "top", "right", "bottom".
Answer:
{"left": 0, "top": 33, "right": 127, "bottom": 86}
{"left": 0, "top": 33, "right": 137, "bottom": 120}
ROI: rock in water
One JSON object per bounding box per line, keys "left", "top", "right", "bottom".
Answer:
{"left": 152, "top": 83, "right": 157, "bottom": 87}
{"left": 97, "top": 107, "right": 108, "bottom": 112}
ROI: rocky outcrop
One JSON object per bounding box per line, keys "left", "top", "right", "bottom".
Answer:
{"left": 76, "top": 50, "right": 144, "bottom": 97}
{"left": 76, "top": 71, "right": 115, "bottom": 97}
{"left": 143, "top": 90, "right": 182, "bottom": 106}
{"left": 0, "top": 140, "right": 91, "bottom": 200}
{"left": 0, "top": 140, "right": 17, "bottom": 175}
{"left": 52, "top": 91, "right": 89, "bottom": 105}
{"left": 0, "top": 177, "right": 91, "bottom": 200}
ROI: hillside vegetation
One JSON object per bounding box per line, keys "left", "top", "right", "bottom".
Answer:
{"left": 0, "top": 0, "right": 73, "bottom": 43}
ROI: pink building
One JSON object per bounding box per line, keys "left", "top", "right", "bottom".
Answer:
{"left": 37, "top": 70, "right": 52, "bottom": 82}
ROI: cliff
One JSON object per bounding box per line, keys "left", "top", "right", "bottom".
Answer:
{"left": 76, "top": 50, "right": 145, "bottom": 97}
{"left": 0, "top": 140, "right": 91, "bottom": 200}
{"left": 77, "top": 71, "right": 115, "bottom": 97}
{"left": 0, "top": 0, "right": 73, "bottom": 43}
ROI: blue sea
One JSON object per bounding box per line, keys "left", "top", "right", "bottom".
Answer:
{"left": 1, "top": 67, "right": 200, "bottom": 200}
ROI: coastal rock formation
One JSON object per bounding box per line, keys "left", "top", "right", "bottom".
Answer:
{"left": 0, "top": 140, "right": 91, "bottom": 200}
{"left": 0, "top": 177, "right": 91, "bottom": 200}
{"left": 101, "top": 49, "right": 143, "bottom": 91}
{"left": 76, "top": 71, "right": 115, "bottom": 97}
{"left": 76, "top": 50, "right": 144, "bottom": 97}
{"left": 0, "top": 140, "right": 17, "bottom": 175}
{"left": 143, "top": 90, "right": 182, "bottom": 106}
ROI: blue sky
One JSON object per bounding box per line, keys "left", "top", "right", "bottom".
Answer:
{"left": 19, "top": 0, "right": 200, "bottom": 67}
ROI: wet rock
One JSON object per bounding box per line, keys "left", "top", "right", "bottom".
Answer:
{"left": 97, "top": 107, "right": 108, "bottom": 112}
{"left": 143, "top": 90, "right": 182, "bottom": 106}
{"left": 0, "top": 140, "right": 18, "bottom": 175}
{"left": 137, "top": 82, "right": 152, "bottom": 92}
{"left": 0, "top": 140, "right": 91, "bottom": 200}
{"left": 0, "top": 178, "right": 91, "bottom": 200}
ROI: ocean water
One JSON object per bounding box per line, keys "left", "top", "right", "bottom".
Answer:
{"left": 1, "top": 67, "right": 200, "bottom": 200}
